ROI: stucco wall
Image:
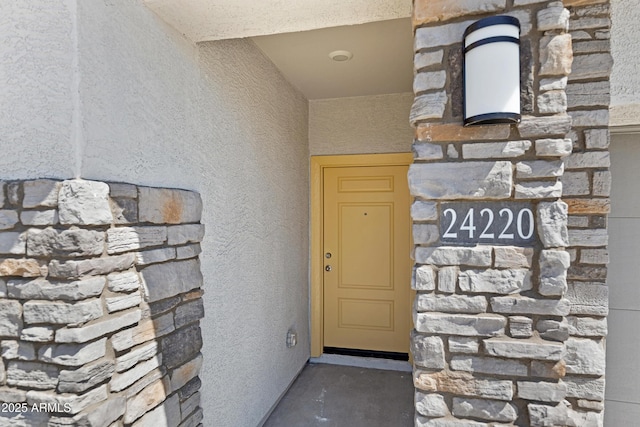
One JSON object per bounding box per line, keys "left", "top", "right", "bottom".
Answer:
{"left": 309, "top": 93, "right": 414, "bottom": 156}
{"left": 0, "top": 0, "right": 77, "bottom": 179}
{"left": 0, "top": 1, "right": 310, "bottom": 426}
{"left": 610, "top": 0, "right": 640, "bottom": 126}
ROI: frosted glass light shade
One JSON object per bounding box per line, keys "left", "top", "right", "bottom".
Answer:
{"left": 463, "top": 16, "right": 521, "bottom": 126}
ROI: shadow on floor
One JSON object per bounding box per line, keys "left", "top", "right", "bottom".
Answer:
{"left": 263, "top": 362, "right": 414, "bottom": 427}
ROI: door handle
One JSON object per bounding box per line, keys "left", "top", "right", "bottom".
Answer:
{"left": 325, "top": 265, "right": 332, "bottom": 272}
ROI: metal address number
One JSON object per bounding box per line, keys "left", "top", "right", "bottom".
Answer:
{"left": 440, "top": 203, "right": 536, "bottom": 245}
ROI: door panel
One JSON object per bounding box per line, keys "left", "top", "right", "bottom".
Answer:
{"left": 323, "top": 165, "right": 410, "bottom": 353}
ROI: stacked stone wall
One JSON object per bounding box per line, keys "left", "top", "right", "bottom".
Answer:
{"left": 410, "top": 0, "right": 610, "bottom": 425}
{"left": 0, "top": 179, "right": 204, "bottom": 427}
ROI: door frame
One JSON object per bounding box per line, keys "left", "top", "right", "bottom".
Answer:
{"left": 310, "top": 153, "right": 414, "bottom": 357}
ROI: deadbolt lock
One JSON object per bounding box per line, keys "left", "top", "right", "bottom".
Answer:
{"left": 325, "top": 265, "right": 332, "bottom": 272}
{"left": 325, "top": 252, "right": 332, "bottom": 259}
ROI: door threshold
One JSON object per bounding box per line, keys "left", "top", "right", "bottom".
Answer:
{"left": 309, "top": 353, "right": 412, "bottom": 373}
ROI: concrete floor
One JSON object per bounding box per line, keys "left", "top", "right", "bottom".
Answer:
{"left": 263, "top": 362, "right": 414, "bottom": 427}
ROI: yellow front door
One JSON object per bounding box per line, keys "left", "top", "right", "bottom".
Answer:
{"left": 322, "top": 165, "right": 411, "bottom": 354}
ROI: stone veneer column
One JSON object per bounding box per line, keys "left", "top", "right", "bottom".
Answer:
{"left": 0, "top": 179, "right": 205, "bottom": 426}
{"left": 409, "top": 0, "right": 610, "bottom": 426}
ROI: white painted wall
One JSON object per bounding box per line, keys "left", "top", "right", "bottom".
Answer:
{"left": 309, "top": 93, "right": 414, "bottom": 156}
{"left": 1, "top": 1, "right": 310, "bottom": 426}
{"left": 0, "top": 0, "right": 78, "bottom": 179}
{"left": 605, "top": 133, "right": 640, "bottom": 426}
{"left": 610, "top": 0, "right": 640, "bottom": 126}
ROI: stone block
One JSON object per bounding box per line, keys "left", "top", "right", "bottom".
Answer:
{"left": 416, "top": 294, "right": 487, "bottom": 314}
{"left": 141, "top": 259, "right": 203, "bottom": 303}
{"left": 161, "top": 323, "right": 202, "bottom": 369}
{"left": 111, "top": 312, "right": 174, "bottom": 352}
{"left": 519, "top": 116, "right": 572, "bottom": 139}
{"left": 567, "top": 316, "right": 607, "bottom": 337}
{"left": 577, "top": 399, "right": 604, "bottom": 411}
{"left": 24, "top": 299, "right": 103, "bottom": 325}
{"left": 176, "top": 243, "right": 202, "bottom": 260}
{"left": 484, "top": 337, "right": 565, "bottom": 360}
{"left": 129, "top": 392, "right": 180, "bottom": 427}
{"left": 20, "top": 210, "right": 59, "bottom": 226}
{"left": 568, "top": 228, "right": 608, "bottom": 247}
{"left": 23, "top": 180, "right": 61, "bottom": 208}
{"left": 411, "top": 332, "right": 445, "bottom": 370}
{"left": 1, "top": 340, "right": 35, "bottom": 361}
{"left": 531, "top": 360, "right": 566, "bottom": 379}
{"left": 566, "top": 81, "right": 609, "bottom": 108}
{"left": 584, "top": 129, "right": 609, "bottom": 150}
{"left": 138, "top": 187, "right": 202, "bottom": 225}
{"left": 174, "top": 298, "right": 205, "bottom": 329}
{"left": 493, "top": 247, "right": 533, "bottom": 268}
{"left": 58, "top": 358, "right": 115, "bottom": 393}
{"left": 451, "top": 355, "right": 528, "bottom": 376}
{"left": 0, "top": 211, "right": 18, "bottom": 230}
{"left": 409, "top": 161, "right": 512, "bottom": 200}
{"left": 447, "top": 145, "right": 459, "bottom": 159}
{"left": 178, "top": 376, "right": 201, "bottom": 400}
{"left": 565, "top": 338, "right": 605, "bottom": 375}
{"left": 564, "top": 376, "right": 605, "bottom": 400}
{"left": 123, "top": 378, "right": 168, "bottom": 424}
{"left": 6, "top": 361, "right": 59, "bottom": 390}
{"left": 462, "top": 140, "right": 531, "bottom": 159}
{"left": 490, "top": 296, "right": 570, "bottom": 316}
{"left": 528, "top": 403, "right": 568, "bottom": 427}
{"left": 537, "top": 201, "right": 569, "bottom": 248}
{"left": 0, "top": 232, "right": 27, "bottom": 255}
{"left": 540, "top": 76, "right": 567, "bottom": 91}
{"left": 8, "top": 277, "right": 105, "bottom": 301}
{"left": 0, "top": 411, "right": 50, "bottom": 426}
{"left": 566, "top": 199, "right": 610, "bottom": 215}
{"left": 413, "top": 224, "right": 439, "bottom": 245}
{"left": 48, "top": 253, "right": 136, "bottom": 279}
{"left": 413, "top": 0, "right": 506, "bottom": 26}
{"left": 106, "top": 226, "right": 167, "bottom": 254}
{"left": 569, "top": 53, "right": 613, "bottom": 81}
{"left": 535, "top": 138, "right": 573, "bottom": 157}
{"left": 58, "top": 180, "right": 113, "bottom": 225}
{"left": 448, "top": 337, "right": 479, "bottom": 354}
{"left": 167, "top": 224, "right": 205, "bottom": 246}
{"left": 438, "top": 266, "right": 457, "bottom": 293}
{"left": 565, "top": 151, "right": 610, "bottom": 170}
{"left": 572, "top": 40, "right": 610, "bottom": 54}
{"left": 415, "top": 246, "right": 492, "bottom": 267}
{"left": 509, "top": 316, "right": 533, "bottom": 338}
{"left": 0, "top": 258, "right": 44, "bottom": 277}
{"left": 0, "top": 387, "right": 26, "bottom": 403}
{"left": 5, "top": 183, "right": 18, "bottom": 206}
{"left": 415, "top": 417, "right": 488, "bottom": 427}
{"left": 116, "top": 341, "right": 158, "bottom": 373}
{"left": 55, "top": 309, "right": 141, "bottom": 343}
{"left": 170, "top": 353, "right": 203, "bottom": 392}
{"left": 415, "top": 123, "right": 510, "bottom": 142}
{"left": 110, "top": 197, "right": 139, "bottom": 224}
{"left": 537, "top": 90, "right": 567, "bottom": 114}
{"left": 540, "top": 34, "right": 573, "bottom": 76}
{"left": 570, "top": 109, "right": 610, "bottom": 128}
{"left": 106, "top": 291, "right": 142, "bottom": 313}
{"left": 567, "top": 407, "right": 604, "bottom": 427}
{"left": 110, "top": 355, "right": 161, "bottom": 392}
{"left": 27, "top": 385, "right": 108, "bottom": 415}
{"left": 414, "top": 71, "right": 446, "bottom": 93}
{"left": 518, "top": 381, "right": 567, "bottom": 403}
{"left": 537, "top": 319, "right": 570, "bottom": 342}
{"left": 413, "top": 143, "right": 444, "bottom": 161}
{"left": 413, "top": 265, "right": 435, "bottom": 291}
{"left": 516, "top": 160, "right": 564, "bottom": 179}
{"left": 415, "top": 392, "right": 448, "bottom": 418}
{"left": 38, "top": 338, "right": 106, "bottom": 367}
{"left": 562, "top": 172, "right": 590, "bottom": 196}
{"left": 414, "top": 51, "right": 443, "bottom": 71}
{"left": 414, "top": 312, "right": 505, "bottom": 336}
{"left": 411, "top": 201, "right": 437, "bottom": 221}
{"left": 20, "top": 326, "right": 54, "bottom": 342}
{"left": 135, "top": 247, "right": 176, "bottom": 266}
{"left": 538, "top": 3, "right": 570, "bottom": 31}
{"left": 567, "top": 282, "right": 609, "bottom": 316}
{"left": 539, "top": 250, "right": 570, "bottom": 296}
{"left": 0, "top": 300, "right": 22, "bottom": 337}
{"left": 452, "top": 397, "right": 517, "bottom": 422}
{"left": 592, "top": 171, "right": 611, "bottom": 197}
{"left": 414, "top": 370, "right": 513, "bottom": 400}
{"left": 107, "top": 271, "right": 141, "bottom": 292}
{"left": 515, "top": 180, "right": 562, "bottom": 199}
{"left": 459, "top": 269, "right": 531, "bottom": 294}
{"left": 67, "top": 395, "right": 125, "bottom": 427}
{"left": 109, "top": 183, "right": 138, "bottom": 198}
{"left": 410, "top": 92, "right": 447, "bottom": 123}
{"left": 27, "top": 228, "right": 105, "bottom": 258}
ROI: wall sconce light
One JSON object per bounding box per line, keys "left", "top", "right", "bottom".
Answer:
{"left": 463, "top": 16, "right": 521, "bottom": 126}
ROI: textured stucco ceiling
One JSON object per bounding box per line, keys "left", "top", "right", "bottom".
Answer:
{"left": 144, "top": 0, "right": 412, "bottom": 42}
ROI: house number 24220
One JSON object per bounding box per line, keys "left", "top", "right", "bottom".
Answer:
{"left": 440, "top": 203, "right": 536, "bottom": 245}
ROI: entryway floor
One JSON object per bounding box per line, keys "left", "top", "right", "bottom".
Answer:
{"left": 262, "top": 361, "right": 414, "bottom": 427}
